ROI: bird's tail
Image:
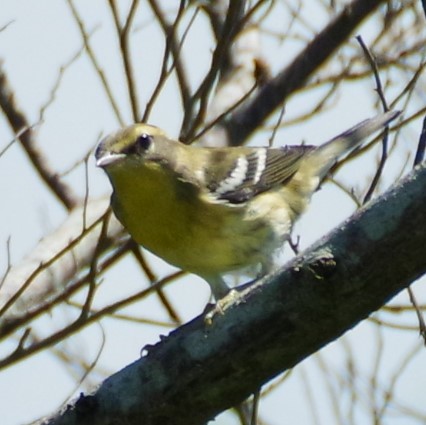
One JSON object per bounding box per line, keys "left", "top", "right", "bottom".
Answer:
{"left": 306, "top": 109, "right": 400, "bottom": 181}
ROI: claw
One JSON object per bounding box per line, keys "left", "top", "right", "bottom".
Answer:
{"left": 204, "top": 289, "right": 241, "bottom": 325}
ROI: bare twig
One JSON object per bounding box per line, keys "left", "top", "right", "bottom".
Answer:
{"left": 67, "top": 0, "right": 125, "bottom": 126}
{"left": 0, "top": 123, "right": 41, "bottom": 158}
{"left": 108, "top": 0, "right": 141, "bottom": 122}
{"left": 0, "top": 208, "right": 111, "bottom": 319}
{"left": 180, "top": 0, "right": 247, "bottom": 141}
{"left": 38, "top": 36, "right": 90, "bottom": 123}
{"left": 0, "top": 271, "right": 183, "bottom": 369}
{"left": 413, "top": 115, "right": 426, "bottom": 166}
{"left": 225, "top": 0, "right": 390, "bottom": 146}
{"left": 145, "top": 0, "right": 193, "bottom": 122}
{"left": 192, "top": 83, "right": 257, "bottom": 143}
{"left": 0, "top": 20, "right": 14, "bottom": 32}
{"left": 0, "top": 63, "right": 78, "bottom": 209}
{"left": 268, "top": 103, "right": 286, "bottom": 147}
{"left": 356, "top": 35, "right": 391, "bottom": 204}
{"left": 0, "top": 237, "right": 12, "bottom": 291}
{"left": 0, "top": 235, "right": 129, "bottom": 340}
{"left": 130, "top": 243, "right": 182, "bottom": 324}
{"left": 407, "top": 285, "right": 426, "bottom": 344}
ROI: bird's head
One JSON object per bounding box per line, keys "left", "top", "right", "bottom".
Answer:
{"left": 95, "top": 123, "right": 170, "bottom": 169}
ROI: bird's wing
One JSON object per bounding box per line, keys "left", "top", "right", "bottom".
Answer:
{"left": 206, "top": 145, "right": 314, "bottom": 204}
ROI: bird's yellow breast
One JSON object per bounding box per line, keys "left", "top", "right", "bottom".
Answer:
{"left": 107, "top": 160, "right": 290, "bottom": 277}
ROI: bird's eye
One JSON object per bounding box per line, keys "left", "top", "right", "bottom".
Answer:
{"left": 136, "top": 133, "right": 152, "bottom": 151}
{"left": 123, "top": 133, "right": 152, "bottom": 155}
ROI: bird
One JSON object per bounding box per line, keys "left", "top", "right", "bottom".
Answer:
{"left": 95, "top": 110, "right": 399, "bottom": 300}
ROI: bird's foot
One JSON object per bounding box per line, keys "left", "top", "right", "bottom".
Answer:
{"left": 204, "top": 289, "right": 242, "bottom": 325}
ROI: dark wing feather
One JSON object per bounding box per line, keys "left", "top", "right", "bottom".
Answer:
{"left": 212, "top": 145, "right": 314, "bottom": 204}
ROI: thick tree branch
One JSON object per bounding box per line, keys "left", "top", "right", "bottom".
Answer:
{"left": 225, "top": 0, "right": 389, "bottom": 145}
{"left": 44, "top": 162, "right": 426, "bottom": 425}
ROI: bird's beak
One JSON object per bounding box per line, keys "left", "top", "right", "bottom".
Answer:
{"left": 96, "top": 152, "right": 126, "bottom": 168}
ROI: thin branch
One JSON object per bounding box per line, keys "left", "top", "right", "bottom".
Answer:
{"left": 0, "top": 237, "right": 12, "bottom": 291}
{"left": 407, "top": 278, "right": 426, "bottom": 344}
{"left": 143, "top": 1, "right": 193, "bottom": 122}
{"left": 0, "top": 271, "right": 183, "bottom": 369}
{"left": 145, "top": 0, "right": 193, "bottom": 121}
{"left": 180, "top": 0, "right": 247, "bottom": 141}
{"left": 413, "top": 115, "right": 426, "bottom": 166}
{"left": 225, "top": 0, "right": 390, "bottom": 146}
{"left": 192, "top": 83, "right": 257, "bottom": 143}
{"left": 356, "top": 36, "right": 388, "bottom": 109}
{"left": 0, "top": 63, "right": 78, "bottom": 209}
{"left": 38, "top": 34, "right": 90, "bottom": 123}
{"left": 390, "top": 61, "right": 426, "bottom": 108}
{"left": 67, "top": 0, "right": 125, "bottom": 126}
{"left": 65, "top": 304, "right": 175, "bottom": 327}
{"left": 108, "top": 0, "right": 141, "bottom": 122}
{"left": 0, "top": 209, "right": 110, "bottom": 319}
{"left": 356, "top": 35, "right": 391, "bottom": 204}
{"left": 130, "top": 243, "right": 182, "bottom": 324}
{"left": 262, "top": 82, "right": 339, "bottom": 137}
{"left": 0, "top": 123, "right": 41, "bottom": 158}
{"left": 376, "top": 341, "right": 424, "bottom": 419}
{"left": 80, "top": 205, "right": 112, "bottom": 321}
{"left": 0, "top": 236, "right": 129, "bottom": 341}
{"left": 268, "top": 102, "right": 286, "bottom": 148}
{"left": 0, "top": 20, "right": 14, "bottom": 32}
{"left": 55, "top": 325, "right": 106, "bottom": 400}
